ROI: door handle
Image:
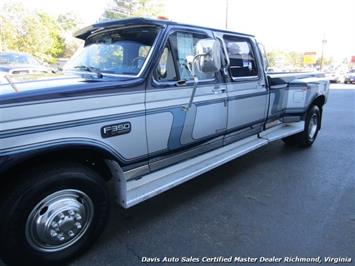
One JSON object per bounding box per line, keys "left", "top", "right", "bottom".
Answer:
{"left": 175, "top": 80, "right": 187, "bottom": 86}
{"left": 257, "top": 84, "right": 266, "bottom": 90}
{"left": 212, "top": 87, "right": 226, "bottom": 94}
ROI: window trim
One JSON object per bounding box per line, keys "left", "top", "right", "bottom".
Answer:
{"left": 223, "top": 34, "right": 261, "bottom": 82}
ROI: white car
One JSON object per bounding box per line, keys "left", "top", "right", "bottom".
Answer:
{"left": 0, "top": 52, "right": 52, "bottom": 77}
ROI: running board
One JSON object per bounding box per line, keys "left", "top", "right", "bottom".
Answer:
{"left": 118, "top": 121, "right": 304, "bottom": 208}
{"left": 259, "top": 121, "right": 304, "bottom": 141}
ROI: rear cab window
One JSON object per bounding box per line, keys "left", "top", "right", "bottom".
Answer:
{"left": 223, "top": 35, "right": 259, "bottom": 80}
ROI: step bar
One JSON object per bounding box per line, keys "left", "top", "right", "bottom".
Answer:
{"left": 118, "top": 121, "right": 304, "bottom": 208}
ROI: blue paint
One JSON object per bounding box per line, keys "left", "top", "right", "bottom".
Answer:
{"left": 167, "top": 107, "right": 187, "bottom": 150}
{"left": 0, "top": 75, "right": 145, "bottom": 105}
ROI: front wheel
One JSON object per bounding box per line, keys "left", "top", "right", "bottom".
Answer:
{"left": 0, "top": 163, "right": 110, "bottom": 265}
{"left": 282, "top": 105, "right": 321, "bottom": 147}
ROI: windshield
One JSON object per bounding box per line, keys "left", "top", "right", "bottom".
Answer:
{"left": 64, "top": 26, "right": 160, "bottom": 76}
{"left": 0, "top": 53, "right": 41, "bottom": 66}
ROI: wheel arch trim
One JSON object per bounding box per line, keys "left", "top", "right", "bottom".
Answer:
{"left": 0, "top": 138, "right": 128, "bottom": 177}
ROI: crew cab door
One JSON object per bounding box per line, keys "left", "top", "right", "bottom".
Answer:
{"left": 217, "top": 33, "right": 268, "bottom": 143}
{"left": 146, "top": 28, "right": 227, "bottom": 171}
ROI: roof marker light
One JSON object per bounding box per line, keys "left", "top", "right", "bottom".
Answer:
{"left": 157, "top": 16, "right": 169, "bottom": 20}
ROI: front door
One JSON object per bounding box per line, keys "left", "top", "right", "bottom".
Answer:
{"left": 146, "top": 28, "right": 228, "bottom": 171}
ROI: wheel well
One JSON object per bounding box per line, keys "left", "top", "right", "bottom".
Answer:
{"left": 2, "top": 147, "right": 118, "bottom": 184}
{"left": 312, "top": 95, "right": 325, "bottom": 109}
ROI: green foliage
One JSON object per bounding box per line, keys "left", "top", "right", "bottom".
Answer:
{"left": 267, "top": 50, "right": 305, "bottom": 69}
{"left": 0, "top": 2, "right": 81, "bottom": 63}
{"left": 284, "top": 51, "right": 303, "bottom": 68}
{"left": 56, "top": 12, "right": 83, "bottom": 58}
{"left": 267, "top": 49, "right": 334, "bottom": 70}
{"left": 57, "top": 12, "right": 81, "bottom": 31}
{"left": 102, "top": 0, "right": 163, "bottom": 20}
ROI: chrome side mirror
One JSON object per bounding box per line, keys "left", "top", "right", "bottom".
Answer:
{"left": 195, "top": 38, "right": 222, "bottom": 74}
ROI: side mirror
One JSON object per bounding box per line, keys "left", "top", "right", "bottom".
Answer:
{"left": 194, "top": 38, "right": 222, "bottom": 74}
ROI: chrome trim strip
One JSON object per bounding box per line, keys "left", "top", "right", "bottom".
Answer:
{"left": 124, "top": 165, "right": 150, "bottom": 180}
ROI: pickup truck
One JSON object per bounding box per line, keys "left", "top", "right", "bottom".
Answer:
{"left": 0, "top": 18, "right": 329, "bottom": 265}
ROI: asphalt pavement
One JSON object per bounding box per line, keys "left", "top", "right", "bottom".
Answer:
{"left": 1, "top": 84, "right": 355, "bottom": 266}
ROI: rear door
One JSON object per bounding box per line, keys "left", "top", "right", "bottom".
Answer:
{"left": 146, "top": 27, "right": 228, "bottom": 171}
{"left": 216, "top": 33, "right": 268, "bottom": 144}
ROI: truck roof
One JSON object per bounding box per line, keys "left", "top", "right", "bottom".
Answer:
{"left": 74, "top": 17, "right": 254, "bottom": 40}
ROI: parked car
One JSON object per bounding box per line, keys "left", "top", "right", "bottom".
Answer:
{"left": 0, "top": 51, "right": 52, "bottom": 76}
{"left": 0, "top": 17, "right": 329, "bottom": 265}
{"left": 344, "top": 69, "right": 355, "bottom": 84}
{"left": 325, "top": 71, "right": 345, "bottom": 83}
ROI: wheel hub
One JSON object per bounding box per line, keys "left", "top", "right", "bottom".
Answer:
{"left": 26, "top": 189, "right": 93, "bottom": 252}
{"left": 308, "top": 113, "right": 318, "bottom": 139}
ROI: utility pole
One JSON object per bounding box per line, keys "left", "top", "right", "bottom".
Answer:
{"left": 225, "top": 0, "right": 229, "bottom": 29}
{"left": 320, "top": 34, "right": 327, "bottom": 70}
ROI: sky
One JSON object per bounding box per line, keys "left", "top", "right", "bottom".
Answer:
{"left": 10, "top": 0, "right": 355, "bottom": 62}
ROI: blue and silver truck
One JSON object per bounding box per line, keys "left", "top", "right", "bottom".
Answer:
{"left": 0, "top": 18, "right": 329, "bottom": 265}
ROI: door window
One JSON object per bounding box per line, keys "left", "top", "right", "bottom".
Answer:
{"left": 154, "top": 31, "right": 216, "bottom": 83}
{"left": 170, "top": 31, "right": 215, "bottom": 81}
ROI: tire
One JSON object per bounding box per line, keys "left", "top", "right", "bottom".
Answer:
{"left": 282, "top": 105, "right": 321, "bottom": 147}
{"left": 0, "top": 163, "right": 110, "bottom": 266}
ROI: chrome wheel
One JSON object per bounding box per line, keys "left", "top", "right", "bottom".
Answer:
{"left": 308, "top": 113, "right": 318, "bottom": 140}
{"left": 25, "top": 189, "right": 94, "bottom": 253}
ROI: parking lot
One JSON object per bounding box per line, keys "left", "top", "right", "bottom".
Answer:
{"left": 1, "top": 84, "right": 354, "bottom": 266}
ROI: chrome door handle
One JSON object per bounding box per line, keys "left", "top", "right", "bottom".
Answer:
{"left": 257, "top": 84, "right": 266, "bottom": 90}
{"left": 212, "top": 87, "right": 226, "bottom": 94}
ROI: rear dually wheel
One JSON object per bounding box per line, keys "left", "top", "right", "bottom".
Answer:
{"left": 282, "top": 105, "right": 321, "bottom": 147}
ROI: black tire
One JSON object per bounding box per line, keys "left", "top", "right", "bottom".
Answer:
{"left": 0, "top": 163, "right": 110, "bottom": 266}
{"left": 282, "top": 105, "right": 321, "bottom": 147}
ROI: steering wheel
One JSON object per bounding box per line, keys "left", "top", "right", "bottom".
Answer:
{"left": 131, "top": 56, "right": 146, "bottom": 69}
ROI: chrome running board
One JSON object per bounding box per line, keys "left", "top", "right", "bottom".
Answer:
{"left": 118, "top": 121, "right": 304, "bottom": 208}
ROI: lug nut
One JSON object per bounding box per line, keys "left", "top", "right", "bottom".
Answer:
{"left": 75, "top": 222, "right": 82, "bottom": 229}
{"left": 50, "top": 230, "right": 57, "bottom": 237}
{"left": 75, "top": 214, "right": 82, "bottom": 220}
{"left": 57, "top": 234, "right": 65, "bottom": 241}
{"left": 58, "top": 212, "right": 65, "bottom": 219}
{"left": 68, "top": 230, "right": 74, "bottom": 237}
{"left": 51, "top": 221, "right": 58, "bottom": 228}
{"left": 68, "top": 210, "right": 75, "bottom": 216}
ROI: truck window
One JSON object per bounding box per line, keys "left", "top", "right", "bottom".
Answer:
{"left": 223, "top": 36, "right": 258, "bottom": 78}
{"left": 64, "top": 26, "right": 159, "bottom": 76}
{"left": 169, "top": 31, "right": 215, "bottom": 81}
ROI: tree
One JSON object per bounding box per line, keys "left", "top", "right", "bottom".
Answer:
{"left": 284, "top": 51, "right": 303, "bottom": 68}
{"left": 0, "top": 2, "right": 66, "bottom": 63}
{"left": 102, "top": 0, "right": 163, "bottom": 20}
{"left": 56, "top": 12, "right": 83, "bottom": 58}
{"left": 266, "top": 50, "right": 304, "bottom": 70}
{"left": 57, "top": 12, "right": 82, "bottom": 32}
{"left": 0, "top": 2, "right": 87, "bottom": 62}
